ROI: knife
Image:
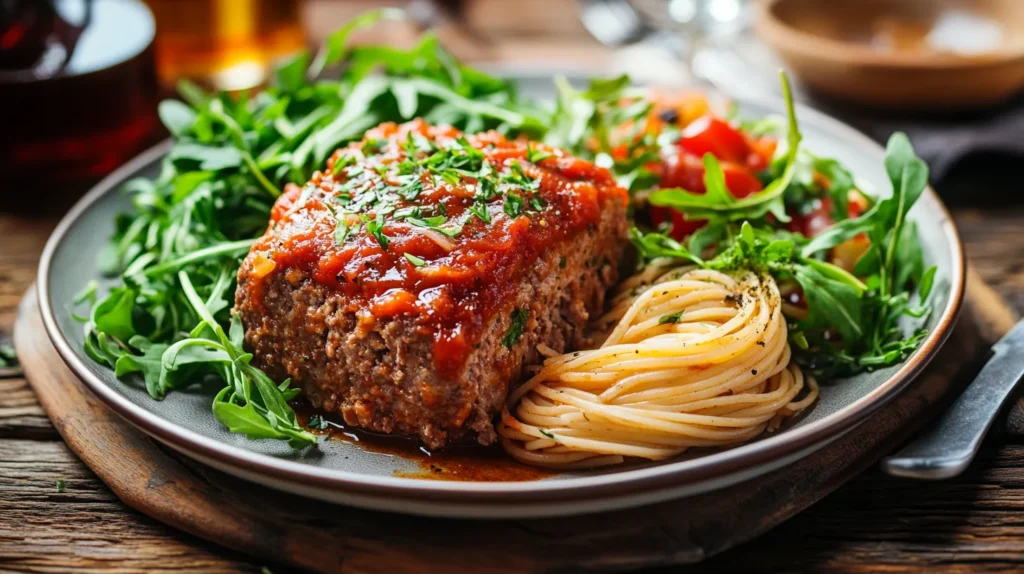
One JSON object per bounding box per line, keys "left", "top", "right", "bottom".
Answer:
{"left": 882, "top": 319, "right": 1024, "bottom": 479}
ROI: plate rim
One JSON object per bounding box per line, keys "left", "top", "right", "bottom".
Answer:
{"left": 37, "top": 88, "right": 966, "bottom": 507}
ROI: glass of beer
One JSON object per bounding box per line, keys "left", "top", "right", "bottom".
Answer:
{"left": 145, "top": 0, "right": 306, "bottom": 91}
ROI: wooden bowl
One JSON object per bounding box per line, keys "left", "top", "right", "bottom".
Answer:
{"left": 755, "top": 0, "right": 1024, "bottom": 110}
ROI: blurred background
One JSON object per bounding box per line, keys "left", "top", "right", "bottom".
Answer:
{"left": 2, "top": 0, "right": 1022, "bottom": 212}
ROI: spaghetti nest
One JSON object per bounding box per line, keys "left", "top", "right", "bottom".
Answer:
{"left": 498, "top": 264, "right": 818, "bottom": 469}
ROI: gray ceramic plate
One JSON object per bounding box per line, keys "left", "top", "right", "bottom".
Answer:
{"left": 38, "top": 72, "right": 965, "bottom": 518}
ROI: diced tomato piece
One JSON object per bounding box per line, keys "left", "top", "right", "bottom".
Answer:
{"left": 832, "top": 234, "right": 870, "bottom": 272}
{"left": 787, "top": 197, "right": 834, "bottom": 238}
{"left": 747, "top": 136, "right": 778, "bottom": 172}
{"left": 848, "top": 192, "right": 867, "bottom": 218}
{"left": 651, "top": 205, "right": 705, "bottom": 238}
{"left": 660, "top": 152, "right": 706, "bottom": 192}
{"left": 678, "top": 116, "right": 753, "bottom": 165}
{"left": 653, "top": 151, "right": 765, "bottom": 241}
{"left": 722, "top": 164, "right": 762, "bottom": 199}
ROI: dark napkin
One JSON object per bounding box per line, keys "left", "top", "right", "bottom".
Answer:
{"left": 721, "top": 39, "right": 1024, "bottom": 183}
{"left": 809, "top": 94, "right": 1024, "bottom": 182}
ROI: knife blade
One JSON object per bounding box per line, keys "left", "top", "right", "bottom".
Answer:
{"left": 882, "top": 318, "right": 1024, "bottom": 479}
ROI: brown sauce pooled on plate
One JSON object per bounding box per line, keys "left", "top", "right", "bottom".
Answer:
{"left": 292, "top": 400, "right": 552, "bottom": 482}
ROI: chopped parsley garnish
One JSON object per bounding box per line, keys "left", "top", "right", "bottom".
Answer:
{"left": 503, "top": 160, "right": 540, "bottom": 191}
{"left": 468, "top": 202, "right": 491, "bottom": 223}
{"left": 395, "top": 176, "right": 423, "bottom": 200}
{"left": 658, "top": 311, "right": 684, "bottom": 325}
{"left": 307, "top": 414, "right": 331, "bottom": 430}
{"left": 527, "top": 145, "right": 554, "bottom": 164}
{"left": 55, "top": 479, "right": 65, "bottom": 493}
{"left": 401, "top": 131, "right": 420, "bottom": 159}
{"left": 475, "top": 177, "right": 498, "bottom": 201}
{"left": 437, "top": 223, "right": 463, "bottom": 237}
{"left": 319, "top": 128, "right": 555, "bottom": 253}
{"left": 503, "top": 192, "right": 525, "bottom": 218}
{"left": 404, "top": 252, "right": 426, "bottom": 267}
{"left": 331, "top": 153, "right": 356, "bottom": 176}
{"left": 406, "top": 214, "right": 446, "bottom": 227}
{"left": 363, "top": 213, "right": 389, "bottom": 250}
{"left": 334, "top": 220, "right": 351, "bottom": 245}
{"left": 502, "top": 308, "right": 529, "bottom": 349}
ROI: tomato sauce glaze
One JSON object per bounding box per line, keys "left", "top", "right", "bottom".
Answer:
{"left": 247, "top": 120, "right": 627, "bottom": 379}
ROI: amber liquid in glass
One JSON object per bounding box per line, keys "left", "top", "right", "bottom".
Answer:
{"left": 145, "top": 0, "right": 306, "bottom": 91}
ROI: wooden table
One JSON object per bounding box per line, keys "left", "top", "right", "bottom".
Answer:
{"left": 1, "top": 202, "right": 1022, "bottom": 572}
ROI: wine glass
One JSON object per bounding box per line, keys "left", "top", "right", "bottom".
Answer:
{"left": 577, "top": 0, "right": 777, "bottom": 97}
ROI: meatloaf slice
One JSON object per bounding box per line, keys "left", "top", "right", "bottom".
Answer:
{"left": 235, "top": 119, "right": 628, "bottom": 449}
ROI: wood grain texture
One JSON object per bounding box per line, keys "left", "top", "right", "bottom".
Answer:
{"left": 9, "top": 258, "right": 1009, "bottom": 573}
{"left": 0, "top": 440, "right": 259, "bottom": 574}
{"left": 957, "top": 208, "right": 1024, "bottom": 314}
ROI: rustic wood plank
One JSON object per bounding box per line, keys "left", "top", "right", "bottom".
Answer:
{"left": 0, "top": 215, "right": 60, "bottom": 443}
{"left": 954, "top": 208, "right": 1024, "bottom": 313}
{"left": 0, "top": 216, "right": 53, "bottom": 331}
{"left": 0, "top": 378, "right": 57, "bottom": 441}
{"left": 0, "top": 439, "right": 261, "bottom": 573}
{"left": 697, "top": 444, "right": 1024, "bottom": 573}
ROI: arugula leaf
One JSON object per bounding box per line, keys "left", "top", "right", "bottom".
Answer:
{"left": 213, "top": 388, "right": 296, "bottom": 441}
{"left": 802, "top": 132, "right": 929, "bottom": 296}
{"left": 893, "top": 219, "right": 925, "bottom": 291}
{"left": 544, "top": 75, "right": 597, "bottom": 150}
{"left": 178, "top": 271, "right": 314, "bottom": 447}
{"left": 793, "top": 264, "right": 863, "bottom": 343}
{"left": 392, "top": 79, "right": 420, "bottom": 119}
{"left": 308, "top": 7, "right": 406, "bottom": 78}
{"left": 305, "top": 75, "right": 391, "bottom": 166}
{"left": 158, "top": 100, "right": 197, "bottom": 137}
{"left": 401, "top": 77, "right": 535, "bottom": 131}
{"left": 686, "top": 221, "right": 727, "bottom": 257}
{"left": 273, "top": 52, "right": 309, "bottom": 92}
{"left": 92, "top": 288, "right": 136, "bottom": 342}
{"left": 171, "top": 144, "right": 243, "bottom": 171}
{"left": 701, "top": 154, "right": 735, "bottom": 206}
{"left": 629, "top": 226, "right": 704, "bottom": 266}
{"left": 114, "top": 337, "right": 169, "bottom": 399}
{"left": 918, "top": 265, "right": 937, "bottom": 300}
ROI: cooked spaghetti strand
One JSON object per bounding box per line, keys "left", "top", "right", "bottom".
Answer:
{"left": 499, "top": 267, "right": 818, "bottom": 469}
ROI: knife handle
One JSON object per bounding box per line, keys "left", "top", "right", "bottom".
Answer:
{"left": 882, "top": 331, "right": 1024, "bottom": 479}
